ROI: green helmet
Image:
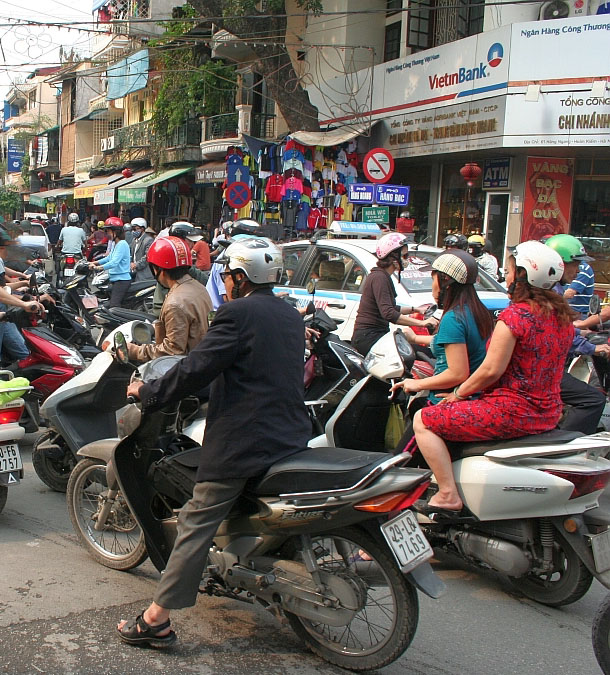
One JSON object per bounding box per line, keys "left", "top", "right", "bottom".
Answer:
{"left": 544, "top": 234, "right": 593, "bottom": 263}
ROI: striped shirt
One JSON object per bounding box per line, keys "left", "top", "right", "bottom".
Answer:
{"left": 567, "top": 262, "right": 595, "bottom": 318}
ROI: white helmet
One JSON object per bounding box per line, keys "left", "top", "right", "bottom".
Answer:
{"left": 512, "top": 240, "right": 564, "bottom": 290}
{"left": 223, "top": 237, "right": 283, "bottom": 284}
{"left": 123, "top": 223, "right": 132, "bottom": 231}
{"left": 67, "top": 213, "right": 79, "bottom": 224}
{"left": 131, "top": 217, "right": 147, "bottom": 229}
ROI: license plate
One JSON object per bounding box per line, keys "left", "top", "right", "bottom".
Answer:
{"left": 0, "top": 443, "right": 22, "bottom": 473}
{"left": 381, "top": 509, "right": 433, "bottom": 573}
{"left": 64, "top": 268, "right": 76, "bottom": 276}
{"left": 591, "top": 528, "right": 610, "bottom": 573}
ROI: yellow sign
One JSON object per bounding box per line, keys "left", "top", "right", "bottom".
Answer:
{"left": 74, "top": 183, "right": 108, "bottom": 199}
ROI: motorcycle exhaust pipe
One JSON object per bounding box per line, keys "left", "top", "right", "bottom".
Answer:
{"left": 452, "top": 530, "right": 531, "bottom": 577}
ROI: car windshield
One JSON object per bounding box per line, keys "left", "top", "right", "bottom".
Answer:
{"left": 28, "top": 224, "right": 45, "bottom": 237}
{"left": 400, "top": 251, "right": 503, "bottom": 293}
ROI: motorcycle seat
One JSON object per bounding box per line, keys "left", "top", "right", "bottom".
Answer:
{"left": 449, "top": 429, "right": 584, "bottom": 460}
{"left": 107, "top": 307, "right": 156, "bottom": 322}
{"left": 248, "top": 446, "right": 427, "bottom": 496}
{"left": 129, "top": 281, "right": 155, "bottom": 293}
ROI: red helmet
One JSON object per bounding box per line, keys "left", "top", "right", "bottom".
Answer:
{"left": 104, "top": 216, "right": 124, "bottom": 230}
{"left": 147, "top": 236, "right": 192, "bottom": 269}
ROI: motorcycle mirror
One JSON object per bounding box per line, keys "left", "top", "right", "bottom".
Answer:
{"left": 306, "top": 279, "right": 317, "bottom": 295}
{"left": 114, "top": 332, "right": 130, "bottom": 365}
{"left": 590, "top": 294, "right": 601, "bottom": 315}
{"left": 29, "top": 273, "right": 37, "bottom": 289}
{"left": 306, "top": 300, "right": 316, "bottom": 316}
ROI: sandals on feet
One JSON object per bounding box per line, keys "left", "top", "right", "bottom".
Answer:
{"left": 117, "top": 613, "right": 177, "bottom": 648}
{"left": 414, "top": 499, "right": 463, "bottom": 520}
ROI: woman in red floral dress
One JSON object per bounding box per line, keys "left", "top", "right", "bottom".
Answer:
{"left": 413, "top": 241, "right": 575, "bottom": 514}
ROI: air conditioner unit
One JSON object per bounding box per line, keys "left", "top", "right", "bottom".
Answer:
{"left": 539, "top": 0, "right": 589, "bottom": 20}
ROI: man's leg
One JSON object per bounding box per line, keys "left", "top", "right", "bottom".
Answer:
{"left": 0, "top": 323, "right": 28, "bottom": 361}
{"left": 559, "top": 371, "right": 606, "bottom": 435}
{"left": 108, "top": 280, "right": 131, "bottom": 308}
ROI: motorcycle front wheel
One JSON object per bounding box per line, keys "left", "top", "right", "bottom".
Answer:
{"left": 67, "top": 458, "right": 147, "bottom": 570}
{"left": 285, "top": 526, "right": 418, "bottom": 672}
{"left": 32, "top": 430, "right": 76, "bottom": 492}
{"left": 593, "top": 594, "right": 610, "bottom": 674}
{"left": 508, "top": 531, "right": 592, "bottom": 607}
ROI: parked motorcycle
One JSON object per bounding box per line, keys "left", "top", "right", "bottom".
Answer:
{"left": 67, "top": 333, "right": 445, "bottom": 671}
{"left": 33, "top": 320, "right": 155, "bottom": 492}
{"left": 311, "top": 329, "right": 610, "bottom": 607}
{"left": 57, "top": 253, "right": 81, "bottom": 287}
{"left": 0, "top": 372, "right": 32, "bottom": 514}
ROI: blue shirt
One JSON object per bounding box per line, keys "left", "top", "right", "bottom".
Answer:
{"left": 97, "top": 239, "right": 131, "bottom": 281}
{"left": 58, "top": 225, "right": 86, "bottom": 254}
{"left": 429, "top": 306, "right": 487, "bottom": 404}
{"left": 205, "top": 262, "right": 227, "bottom": 310}
{"left": 567, "top": 262, "right": 595, "bottom": 318}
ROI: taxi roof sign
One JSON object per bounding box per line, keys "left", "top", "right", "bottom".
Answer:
{"left": 328, "top": 221, "right": 383, "bottom": 238}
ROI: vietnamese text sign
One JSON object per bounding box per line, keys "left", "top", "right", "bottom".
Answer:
{"left": 7, "top": 139, "right": 24, "bottom": 173}
{"left": 521, "top": 157, "right": 574, "bottom": 242}
{"left": 362, "top": 206, "right": 390, "bottom": 223}
{"left": 483, "top": 158, "right": 511, "bottom": 189}
{"left": 375, "top": 184, "right": 410, "bottom": 206}
{"left": 348, "top": 183, "right": 374, "bottom": 204}
{"left": 117, "top": 187, "right": 147, "bottom": 203}
{"left": 94, "top": 188, "right": 116, "bottom": 205}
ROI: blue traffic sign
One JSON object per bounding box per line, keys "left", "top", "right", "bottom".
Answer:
{"left": 226, "top": 181, "right": 251, "bottom": 209}
{"left": 375, "top": 184, "right": 410, "bottom": 206}
{"left": 348, "top": 183, "right": 375, "bottom": 204}
{"left": 227, "top": 164, "right": 250, "bottom": 186}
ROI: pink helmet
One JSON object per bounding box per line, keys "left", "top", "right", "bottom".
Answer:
{"left": 376, "top": 232, "right": 409, "bottom": 260}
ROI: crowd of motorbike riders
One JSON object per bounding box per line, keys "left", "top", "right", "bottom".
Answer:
{"left": 3, "top": 211, "right": 610, "bottom": 648}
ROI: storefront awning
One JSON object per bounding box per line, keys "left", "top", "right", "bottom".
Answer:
{"left": 93, "top": 169, "right": 154, "bottom": 205}
{"left": 117, "top": 167, "right": 192, "bottom": 204}
{"left": 74, "top": 173, "right": 123, "bottom": 200}
{"left": 195, "top": 162, "right": 226, "bottom": 184}
{"left": 28, "top": 187, "right": 74, "bottom": 207}
{"left": 289, "top": 123, "right": 372, "bottom": 148}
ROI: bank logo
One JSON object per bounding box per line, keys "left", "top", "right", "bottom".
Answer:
{"left": 487, "top": 43, "right": 503, "bottom": 68}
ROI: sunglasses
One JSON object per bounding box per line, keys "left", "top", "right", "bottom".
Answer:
{"left": 219, "top": 271, "right": 233, "bottom": 282}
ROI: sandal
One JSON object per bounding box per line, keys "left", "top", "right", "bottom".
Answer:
{"left": 117, "top": 613, "right": 177, "bottom": 648}
{"left": 414, "top": 499, "right": 463, "bottom": 520}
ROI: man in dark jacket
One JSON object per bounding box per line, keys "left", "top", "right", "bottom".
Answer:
{"left": 117, "top": 237, "right": 310, "bottom": 648}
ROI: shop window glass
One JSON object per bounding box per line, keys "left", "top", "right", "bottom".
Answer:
{"left": 384, "top": 22, "right": 402, "bottom": 62}
{"left": 594, "top": 159, "right": 610, "bottom": 176}
{"left": 571, "top": 179, "right": 610, "bottom": 284}
{"left": 408, "top": 0, "right": 432, "bottom": 51}
{"left": 437, "top": 162, "right": 485, "bottom": 247}
{"left": 575, "top": 158, "right": 592, "bottom": 175}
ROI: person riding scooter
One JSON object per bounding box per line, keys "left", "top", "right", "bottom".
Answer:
{"left": 127, "top": 236, "right": 212, "bottom": 362}
{"left": 468, "top": 235, "right": 499, "bottom": 280}
{"left": 89, "top": 218, "right": 131, "bottom": 308}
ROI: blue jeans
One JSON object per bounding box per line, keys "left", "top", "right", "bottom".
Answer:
{"left": 0, "top": 322, "right": 29, "bottom": 361}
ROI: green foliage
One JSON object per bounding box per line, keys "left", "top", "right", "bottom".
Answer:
{"left": 151, "top": 3, "right": 237, "bottom": 138}
{"left": 0, "top": 185, "right": 22, "bottom": 216}
{"left": 21, "top": 153, "right": 30, "bottom": 189}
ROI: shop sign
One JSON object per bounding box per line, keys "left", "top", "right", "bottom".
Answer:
{"left": 196, "top": 165, "right": 227, "bottom": 183}
{"left": 384, "top": 96, "right": 505, "bottom": 158}
{"left": 29, "top": 194, "right": 46, "bottom": 207}
{"left": 117, "top": 187, "right": 147, "bottom": 203}
{"left": 348, "top": 184, "right": 374, "bottom": 204}
{"left": 94, "top": 188, "right": 115, "bottom": 205}
{"left": 482, "top": 158, "right": 511, "bottom": 189}
{"left": 521, "top": 157, "right": 574, "bottom": 242}
{"left": 375, "top": 184, "right": 410, "bottom": 206}
{"left": 362, "top": 206, "right": 390, "bottom": 224}
{"left": 7, "top": 139, "right": 25, "bottom": 173}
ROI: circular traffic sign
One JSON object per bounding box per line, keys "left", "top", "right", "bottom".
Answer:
{"left": 226, "top": 181, "right": 251, "bottom": 209}
{"left": 363, "top": 148, "right": 395, "bottom": 184}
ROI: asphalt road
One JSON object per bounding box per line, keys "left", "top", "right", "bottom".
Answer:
{"left": 0, "top": 436, "right": 606, "bottom": 674}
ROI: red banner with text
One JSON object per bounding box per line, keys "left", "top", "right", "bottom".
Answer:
{"left": 521, "top": 157, "right": 574, "bottom": 242}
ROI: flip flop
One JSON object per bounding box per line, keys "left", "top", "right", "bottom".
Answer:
{"left": 117, "top": 613, "right": 177, "bottom": 648}
{"left": 414, "top": 499, "right": 463, "bottom": 520}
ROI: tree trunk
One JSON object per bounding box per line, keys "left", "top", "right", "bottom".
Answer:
{"left": 188, "top": 0, "right": 320, "bottom": 132}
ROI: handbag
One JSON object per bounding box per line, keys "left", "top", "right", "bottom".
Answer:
{"left": 385, "top": 403, "right": 406, "bottom": 451}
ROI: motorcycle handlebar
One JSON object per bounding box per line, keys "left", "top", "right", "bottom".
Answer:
{"left": 126, "top": 395, "right": 137, "bottom": 404}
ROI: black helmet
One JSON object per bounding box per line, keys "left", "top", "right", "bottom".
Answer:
{"left": 228, "top": 219, "right": 261, "bottom": 238}
{"left": 169, "top": 221, "right": 202, "bottom": 241}
{"left": 444, "top": 233, "right": 468, "bottom": 251}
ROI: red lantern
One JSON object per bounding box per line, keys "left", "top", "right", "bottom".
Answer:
{"left": 37, "top": 171, "right": 45, "bottom": 179}
{"left": 459, "top": 162, "right": 482, "bottom": 187}
{"left": 121, "top": 168, "right": 133, "bottom": 178}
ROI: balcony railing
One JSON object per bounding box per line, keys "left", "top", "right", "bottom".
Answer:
{"left": 205, "top": 113, "right": 239, "bottom": 141}
{"left": 112, "top": 119, "right": 201, "bottom": 154}
{"left": 114, "top": 120, "right": 150, "bottom": 149}
{"left": 251, "top": 113, "right": 275, "bottom": 139}
{"left": 165, "top": 120, "right": 200, "bottom": 147}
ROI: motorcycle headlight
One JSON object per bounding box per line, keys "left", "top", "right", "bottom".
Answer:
{"left": 51, "top": 341, "right": 85, "bottom": 368}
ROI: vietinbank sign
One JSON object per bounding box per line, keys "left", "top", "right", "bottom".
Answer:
{"left": 428, "top": 43, "right": 504, "bottom": 90}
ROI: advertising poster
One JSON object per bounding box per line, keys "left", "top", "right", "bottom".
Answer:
{"left": 521, "top": 157, "right": 574, "bottom": 242}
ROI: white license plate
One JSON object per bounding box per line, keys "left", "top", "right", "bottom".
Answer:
{"left": 0, "top": 443, "right": 22, "bottom": 473}
{"left": 591, "top": 528, "right": 610, "bottom": 573}
{"left": 64, "top": 268, "right": 76, "bottom": 276}
{"left": 381, "top": 509, "right": 433, "bottom": 572}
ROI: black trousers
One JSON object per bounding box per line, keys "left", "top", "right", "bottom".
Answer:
{"left": 108, "top": 279, "right": 131, "bottom": 308}
{"left": 352, "top": 328, "right": 387, "bottom": 357}
{"left": 559, "top": 371, "right": 606, "bottom": 435}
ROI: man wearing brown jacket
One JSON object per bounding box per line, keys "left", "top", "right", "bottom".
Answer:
{"left": 128, "top": 236, "right": 212, "bottom": 362}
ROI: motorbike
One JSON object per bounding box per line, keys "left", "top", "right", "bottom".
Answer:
{"left": 311, "top": 328, "right": 610, "bottom": 607}
{"left": 33, "top": 320, "right": 156, "bottom": 492}
{"left": 57, "top": 252, "right": 81, "bottom": 287}
{"left": 0, "top": 372, "right": 32, "bottom": 514}
{"left": 66, "top": 332, "right": 445, "bottom": 671}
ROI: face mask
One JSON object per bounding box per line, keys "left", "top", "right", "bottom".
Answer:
{"left": 133, "top": 230, "right": 142, "bottom": 238}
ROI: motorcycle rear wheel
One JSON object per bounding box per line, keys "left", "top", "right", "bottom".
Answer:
{"left": 508, "top": 532, "right": 592, "bottom": 607}
{"left": 32, "top": 430, "right": 76, "bottom": 492}
{"left": 67, "top": 458, "right": 147, "bottom": 570}
{"left": 0, "top": 485, "right": 7, "bottom": 513}
{"left": 593, "top": 593, "right": 610, "bottom": 674}
{"left": 285, "top": 526, "right": 418, "bottom": 672}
